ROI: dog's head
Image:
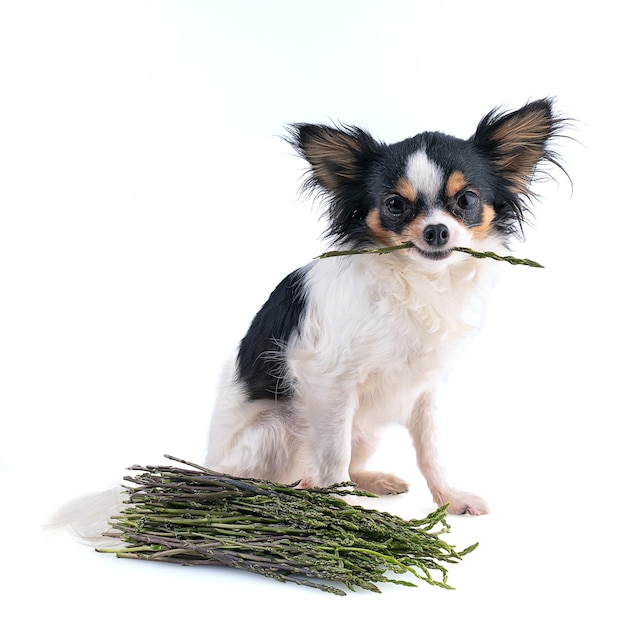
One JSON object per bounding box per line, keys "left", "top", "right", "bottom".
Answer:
{"left": 288, "top": 99, "right": 567, "bottom": 263}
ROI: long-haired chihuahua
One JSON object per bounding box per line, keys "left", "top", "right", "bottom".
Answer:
{"left": 205, "top": 99, "right": 567, "bottom": 514}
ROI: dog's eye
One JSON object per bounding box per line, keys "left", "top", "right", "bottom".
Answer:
{"left": 456, "top": 190, "right": 480, "bottom": 212}
{"left": 385, "top": 196, "right": 407, "bottom": 215}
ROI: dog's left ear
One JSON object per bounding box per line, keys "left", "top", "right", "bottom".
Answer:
{"left": 287, "top": 123, "right": 380, "bottom": 194}
{"left": 472, "top": 98, "right": 565, "bottom": 197}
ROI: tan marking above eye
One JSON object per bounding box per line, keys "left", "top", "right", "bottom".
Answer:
{"left": 394, "top": 178, "right": 416, "bottom": 203}
{"left": 445, "top": 171, "right": 467, "bottom": 198}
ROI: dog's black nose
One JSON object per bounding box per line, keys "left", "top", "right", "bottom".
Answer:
{"left": 423, "top": 224, "right": 450, "bottom": 247}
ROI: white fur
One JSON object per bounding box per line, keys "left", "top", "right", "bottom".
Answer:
{"left": 406, "top": 150, "right": 443, "bottom": 200}
{"left": 46, "top": 487, "right": 126, "bottom": 547}
{"left": 206, "top": 237, "right": 505, "bottom": 514}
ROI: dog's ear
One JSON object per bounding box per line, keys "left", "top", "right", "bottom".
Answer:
{"left": 287, "top": 124, "right": 382, "bottom": 244}
{"left": 472, "top": 98, "right": 565, "bottom": 197}
{"left": 287, "top": 123, "right": 380, "bottom": 194}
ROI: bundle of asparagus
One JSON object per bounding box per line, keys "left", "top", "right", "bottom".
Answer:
{"left": 98, "top": 455, "right": 477, "bottom": 596}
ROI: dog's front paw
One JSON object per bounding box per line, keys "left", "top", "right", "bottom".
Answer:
{"left": 437, "top": 491, "right": 489, "bottom": 515}
{"left": 350, "top": 471, "right": 409, "bottom": 495}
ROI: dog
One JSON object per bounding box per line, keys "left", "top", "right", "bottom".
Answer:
{"left": 205, "top": 99, "right": 567, "bottom": 515}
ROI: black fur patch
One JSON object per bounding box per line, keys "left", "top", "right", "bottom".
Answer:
{"left": 236, "top": 267, "right": 309, "bottom": 401}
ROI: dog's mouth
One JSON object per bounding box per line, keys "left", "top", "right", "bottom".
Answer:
{"left": 407, "top": 244, "right": 454, "bottom": 261}
{"left": 415, "top": 247, "right": 453, "bottom": 261}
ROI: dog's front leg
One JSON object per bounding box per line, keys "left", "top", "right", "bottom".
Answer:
{"left": 407, "top": 390, "right": 489, "bottom": 515}
{"left": 297, "top": 383, "right": 358, "bottom": 488}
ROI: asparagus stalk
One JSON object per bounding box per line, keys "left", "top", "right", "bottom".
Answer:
{"left": 316, "top": 242, "right": 544, "bottom": 268}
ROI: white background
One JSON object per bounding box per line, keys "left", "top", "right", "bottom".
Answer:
{"left": 1, "top": 1, "right": 619, "bottom": 624}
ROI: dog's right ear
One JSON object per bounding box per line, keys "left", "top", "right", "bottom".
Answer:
{"left": 471, "top": 98, "right": 567, "bottom": 199}
{"left": 287, "top": 123, "right": 380, "bottom": 195}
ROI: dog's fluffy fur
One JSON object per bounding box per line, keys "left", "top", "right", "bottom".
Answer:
{"left": 205, "top": 99, "right": 566, "bottom": 514}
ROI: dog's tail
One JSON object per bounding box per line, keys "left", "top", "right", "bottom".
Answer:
{"left": 46, "top": 486, "right": 126, "bottom": 547}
